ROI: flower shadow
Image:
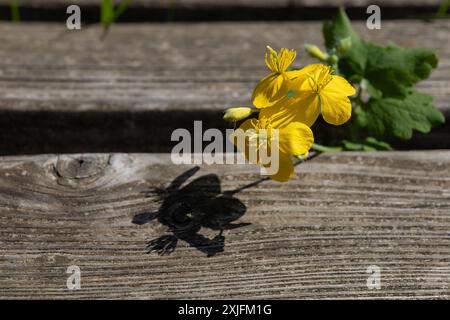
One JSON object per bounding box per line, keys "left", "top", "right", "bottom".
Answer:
{"left": 132, "top": 166, "right": 250, "bottom": 257}
{"left": 132, "top": 153, "right": 320, "bottom": 257}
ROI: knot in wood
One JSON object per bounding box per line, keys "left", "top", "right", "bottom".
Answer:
{"left": 54, "top": 154, "right": 110, "bottom": 187}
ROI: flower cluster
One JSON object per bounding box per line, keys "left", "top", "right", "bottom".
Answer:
{"left": 226, "top": 46, "right": 356, "bottom": 182}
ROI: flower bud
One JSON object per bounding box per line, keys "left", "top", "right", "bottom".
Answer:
{"left": 337, "top": 37, "right": 352, "bottom": 54}
{"left": 223, "top": 107, "right": 254, "bottom": 122}
{"left": 327, "top": 54, "right": 339, "bottom": 65}
{"left": 304, "top": 44, "right": 329, "bottom": 61}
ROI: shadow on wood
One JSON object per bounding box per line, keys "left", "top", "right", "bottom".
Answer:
{"left": 132, "top": 154, "right": 322, "bottom": 257}
{"left": 132, "top": 166, "right": 250, "bottom": 257}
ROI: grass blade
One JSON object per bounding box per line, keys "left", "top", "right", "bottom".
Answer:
{"left": 10, "top": 0, "right": 20, "bottom": 22}
{"left": 437, "top": 0, "right": 450, "bottom": 18}
{"left": 114, "top": 0, "right": 133, "bottom": 21}
{"left": 101, "top": 0, "right": 115, "bottom": 27}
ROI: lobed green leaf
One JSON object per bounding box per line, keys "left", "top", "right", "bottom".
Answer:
{"left": 358, "top": 91, "right": 445, "bottom": 140}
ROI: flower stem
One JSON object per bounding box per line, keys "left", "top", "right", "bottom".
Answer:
{"left": 311, "top": 143, "right": 342, "bottom": 153}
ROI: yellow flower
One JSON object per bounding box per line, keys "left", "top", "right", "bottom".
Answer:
{"left": 262, "top": 63, "right": 356, "bottom": 126}
{"left": 252, "top": 46, "right": 302, "bottom": 109}
{"left": 230, "top": 113, "right": 314, "bottom": 182}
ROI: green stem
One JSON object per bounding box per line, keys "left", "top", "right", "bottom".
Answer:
{"left": 311, "top": 143, "right": 343, "bottom": 153}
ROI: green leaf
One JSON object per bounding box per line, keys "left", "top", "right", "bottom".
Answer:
{"left": 358, "top": 91, "right": 445, "bottom": 139}
{"left": 365, "top": 43, "right": 438, "bottom": 97}
{"left": 323, "top": 8, "right": 368, "bottom": 76}
{"left": 342, "top": 137, "right": 393, "bottom": 151}
{"left": 323, "top": 8, "right": 442, "bottom": 143}
{"left": 360, "top": 78, "right": 382, "bottom": 99}
{"left": 323, "top": 9, "right": 438, "bottom": 98}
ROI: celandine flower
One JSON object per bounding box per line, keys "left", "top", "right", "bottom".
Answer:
{"left": 252, "top": 46, "right": 302, "bottom": 109}
{"left": 271, "top": 64, "right": 356, "bottom": 126}
{"left": 230, "top": 114, "right": 314, "bottom": 182}
{"left": 226, "top": 49, "right": 356, "bottom": 183}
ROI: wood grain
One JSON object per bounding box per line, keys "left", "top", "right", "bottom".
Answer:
{"left": 0, "top": 151, "right": 449, "bottom": 299}
{"left": 0, "top": 21, "right": 448, "bottom": 114}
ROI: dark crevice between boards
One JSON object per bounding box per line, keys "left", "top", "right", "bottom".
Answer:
{"left": 0, "top": 5, "right": 443, "bottom": 22}
{"left": 0, "top": 110, "right": 448, "bottom": 155}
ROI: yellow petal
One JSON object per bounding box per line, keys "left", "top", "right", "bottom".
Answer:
{"left": 288, "top": 63, "right": 325, "bottom": 82}
{"left": 319, "top": 92, "right": 352, "bottom": 125}
{"left": 284, "top": 69, "right": 307, "bottom": 80}
{"left": 266, "top": 152, "right": 295, "bottom": 182}
{"left": 259, "top": 91, "right": 321, "bottom": 128}
{"left": 319, "top": 76, "right": 355, "bottom": 125}
{"left": 277, "top": 48, "right": 297, "bottom": 72}
{"left": 278, "top": 122, "right": 314, "bottom": 156}
{"left": 239, "top": 118, "right": 256, "bottom": 131}
{"left": 230, "top": 119, "right": 258, "bottom": 163}
{"left": 328, "top": 75, "right": 356, "bottom": 96}
{"left": 252, "top": 73, "right": 287, "bottom": 108}
{"left": 229, "top": 118, "right": 254, "bottom": 148}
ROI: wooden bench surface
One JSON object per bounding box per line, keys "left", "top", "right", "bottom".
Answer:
{"left": 0, "top": 6, "right": 449, "bottom": 299}
{"left": 0, "top": 151, "right": 449, "bottom": 299}
{"left": 1, "top": 21, "right": 448, "bottom": 114}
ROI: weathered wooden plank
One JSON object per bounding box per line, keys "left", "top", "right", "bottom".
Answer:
{"left": 0, "top": 21, "right": 449, "bottom": 114}
{"left": 0, "top": 151, "right": 449, "bottom": 299}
